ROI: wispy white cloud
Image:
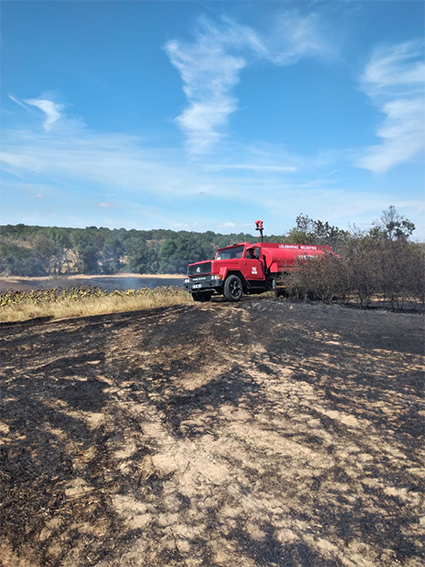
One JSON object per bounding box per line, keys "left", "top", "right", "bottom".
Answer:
{"left": 165, "top": 31, "right": 245, "bottom": 154}
{"left": 1, "top": 140, "right": 182, "bottom": 197}
{"left": 266, "top": 11, "right": 335, "bottom": 65}
{"left": 0, "top": 150, "right": 42, "bottom": 171}
{"left": 0, "top": 102, "right": 307, "bottom": 202}
{"left": 361, "top": 40, "right": 425, "bottom": 97}
{"left": 9, "top": 94, "right": 29, "bottom": 111}
{"left": 357, "top": 40, "right": 425, "bottom": 174}
{"left": 26, "top": 98, "right": 64, "bottom": 131}
{"left": 165, "top": 12, "right": 334, "bottom": 155}
{"left": 357, "top": 98, "right": 424, "bottom": 174}
{"left": 9, "top": 94, "right": 65, "bottom": 131}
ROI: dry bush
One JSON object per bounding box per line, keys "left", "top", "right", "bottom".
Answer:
{"left": 357, "top": 239, "right": 424, "bottom": 311}
{"left": 339, "top": 240, "right": 381, "bottom": 308}
{"left": 285, "top": 240, "right": 424, "bottom": 312}
{"left": 370, "top": 240, "right": 401, "bottom": 310}
{"left": 286, "top": 253, "right": 346, "bottom": 304}
{"left": 404, "top": 243, "right": 425, "bottom": 309}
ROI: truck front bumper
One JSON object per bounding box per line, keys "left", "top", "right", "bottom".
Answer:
{"left": 183, "top": 275, "right": 223, "bottom": 293}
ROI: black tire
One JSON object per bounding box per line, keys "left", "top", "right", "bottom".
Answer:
{"left": 192, "top": 292, "right": 201, "bottom": 302}
{"left": 224, "top": 275, "right": 243, "bottom": 302}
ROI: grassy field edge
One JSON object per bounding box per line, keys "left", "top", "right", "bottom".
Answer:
{"left": 0, "top": 290, "right": 192, "bottom": 323}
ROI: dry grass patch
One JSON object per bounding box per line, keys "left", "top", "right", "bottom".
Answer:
{"left": 0, "top": 290, "right": 191, "bottom": 323}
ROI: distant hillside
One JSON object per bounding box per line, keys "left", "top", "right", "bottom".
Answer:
{"left": 0, "top": 223, "right": 269, "bottom": 277}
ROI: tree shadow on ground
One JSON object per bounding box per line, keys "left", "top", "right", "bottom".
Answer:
{"left": 155, "top": 366, "right": 260, "bottom": 438}
{"left": 229, "top": 521, "right": 344, "bottom": 567}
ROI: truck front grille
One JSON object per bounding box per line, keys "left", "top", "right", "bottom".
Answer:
{"left": 188, "top": 262, "right": 212, "bottom": 276}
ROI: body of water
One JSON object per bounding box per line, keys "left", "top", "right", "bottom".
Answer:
{"left": 0, "top": 275, "right": 184, "bottom": 293}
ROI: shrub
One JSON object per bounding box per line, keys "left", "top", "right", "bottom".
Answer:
{"left": 286, "top": 253, "right": 346, "bottom": 304}
{"left": 285, "top": 239, "right": 424, "bottom": 312}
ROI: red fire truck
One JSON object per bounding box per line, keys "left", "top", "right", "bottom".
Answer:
{"left": 183, "top": 221, "right": 332, "bottom": 302}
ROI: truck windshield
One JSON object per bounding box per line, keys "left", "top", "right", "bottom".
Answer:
{"left": 216, "top": 245, "right": 245, "bottom": 260}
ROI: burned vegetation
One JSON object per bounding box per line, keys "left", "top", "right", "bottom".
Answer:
{"left": 0, "top": 300, "right": 424, "bottom": 567}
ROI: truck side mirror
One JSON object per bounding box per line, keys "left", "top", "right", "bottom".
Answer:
{"left": 255, "top": 248, "right": 261, "bottom": 259}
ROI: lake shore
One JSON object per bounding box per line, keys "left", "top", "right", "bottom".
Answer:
{"left": 0, "top": 273, "right": 184, "bottom": 292}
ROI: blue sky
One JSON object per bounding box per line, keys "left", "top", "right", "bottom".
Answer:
{"left": 1, "top": 1, "right": 424, "bottom": 238}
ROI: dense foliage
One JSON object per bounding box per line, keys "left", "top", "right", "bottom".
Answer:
{"left": 0, "top": 224, "right": 261, "bottom": 276}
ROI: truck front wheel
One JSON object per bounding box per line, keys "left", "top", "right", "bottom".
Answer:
{"left": 224, "top": 275, "right": 243, "bottom": 302}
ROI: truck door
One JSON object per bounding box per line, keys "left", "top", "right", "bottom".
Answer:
{"left": 242, "top": 248, "right": 264, "bottom": 282}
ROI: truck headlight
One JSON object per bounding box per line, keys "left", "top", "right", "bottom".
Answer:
{"left": 184, "top": 278, "right": 190, "bottom": 284}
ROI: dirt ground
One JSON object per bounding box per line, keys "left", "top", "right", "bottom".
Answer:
{"left": 0, "top": 299, "right": 424, "bottom": 567}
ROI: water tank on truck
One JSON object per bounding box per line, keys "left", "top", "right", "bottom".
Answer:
{"left": 183, "top": 221, "right": 333, "bottom": 302}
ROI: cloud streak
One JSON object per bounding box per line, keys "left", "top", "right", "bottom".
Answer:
{"left": 165, "top": 12, "right": 334, "bottom": 155}
{"left": 0, "top": 106, "right": 371, "bottom": 205}
{"left": 9, "top": 95, "right": 65, "bottom": 131}
{"left": 357, "top": 40, "right": 425, "bottom": 174}
{"left": 25, "top": 98, "right": 64, "bottom": 131}
{"left": 361, "top": 40, "right": 424, "bottom": 97}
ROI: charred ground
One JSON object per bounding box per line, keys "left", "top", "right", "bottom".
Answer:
{"left": 0, "top": 299, "right": 424, "bottom": 567}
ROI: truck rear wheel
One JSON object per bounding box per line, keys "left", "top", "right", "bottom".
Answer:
{"left": 224, "top": 275, "right": 243, "bottom": 302}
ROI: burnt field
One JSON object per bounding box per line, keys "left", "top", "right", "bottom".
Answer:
{"left": 0, "top": 299, "right": 424, "bottom": 567}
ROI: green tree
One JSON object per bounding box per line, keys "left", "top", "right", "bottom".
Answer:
{"left": 101, "top": 234, "right": 124, "bottom": 274}
{"left": 287, "top": 214, "right": 348, "bottom": 248}
{"left": 369, "top": 206, "right": 415, "bottom": 241}
{"left": 70, "top": 229, "right": 102, "bottom": 274}
{"left": 33, "top": 234, "right": 57, "bottom": 272}
{"left": 0, "top": 243, "right": 47, "bottom": 276}
{"left": 126, "top": 236, "right": 159, "bottom": 274}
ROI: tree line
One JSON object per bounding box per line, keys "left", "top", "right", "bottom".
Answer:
{"left": 1, "top": 207, "right": 423, "bottom": 311}
{"left": 0, "top": 223, "right": 263, "bottom": 276}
